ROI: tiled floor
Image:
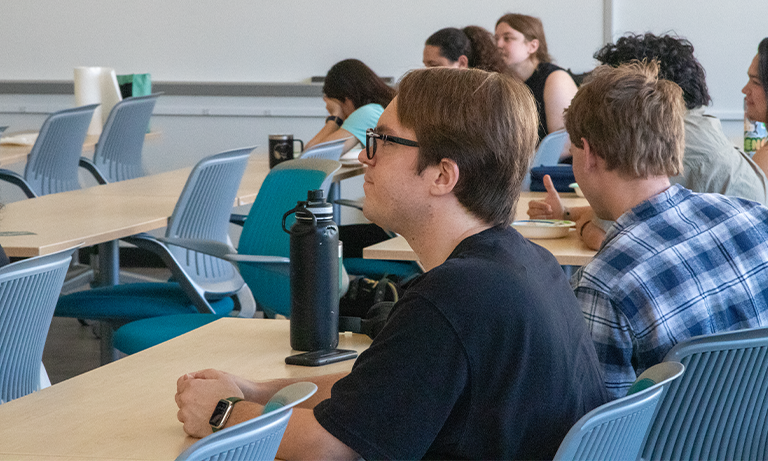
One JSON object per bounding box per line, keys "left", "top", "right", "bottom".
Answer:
{"left": 42, "top": 266, "right": 172, "bottom": 385}
{"left": 42, "top": 317, "right": 101, "bottom": 384}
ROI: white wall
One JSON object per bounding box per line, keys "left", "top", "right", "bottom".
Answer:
{"left": 0, "top": 0, "right": 764, "bottom": 211}
{"left": 0, "top": 1, "right": 603, "bottom": 82}
{"left": 611, "top": 0, "right": 768, "bottom": 121}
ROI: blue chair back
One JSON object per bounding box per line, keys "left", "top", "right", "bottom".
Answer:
{"left": 24, "top": 104, "right": 99, "bottom": 196}
{"left": 523, "top": 129, "right": 569, "bottom": 191}
{"left": 301, "top": 137, "right": 352, "bottom": 160}
{"left": 175, "top": 382, "right": 317, "bottom": 461}
{"left": 554, "top": 362, "right": 684, "bottom": 461}
{"left": 91, "top": 94, "right": 159, "bottom": 182}
{"left": 236, "top": 159, "right": 341, "bottom": 317}
{"left": 0, "top": 247, "right": 75, "bottom": 404}
{"left": 165, "top": 148, "right": 254, "bottom": 300}
{"left": 642, "top": 326, "right": 768, "bottom": 461}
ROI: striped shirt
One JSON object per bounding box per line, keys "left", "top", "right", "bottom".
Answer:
{"left": 572, "top": 184, "right": 768, "bottom": 400}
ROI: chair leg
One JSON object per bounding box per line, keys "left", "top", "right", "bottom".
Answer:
{"left": 98, "top": 322, "right": 118, "bottom": 365}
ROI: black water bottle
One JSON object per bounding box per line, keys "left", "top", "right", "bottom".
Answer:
{"left": 282, "top": 189, "right": 340, "bottom": 352}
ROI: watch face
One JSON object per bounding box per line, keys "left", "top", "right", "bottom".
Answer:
{"left": 209, "top": 400, "right": 232, "bottom": 428}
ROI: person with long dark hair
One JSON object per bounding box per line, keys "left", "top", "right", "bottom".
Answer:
{"left": 495, "top": 13, "right": 577, "bottom": 142}
{"left": 745, "top": 38, "right": 768, "bottom": 170}
{"left": 423, "top": 26, "right": 507, "bottom": 74}
{"left": 304, "top": 59, "right": 394, "bottom": 155}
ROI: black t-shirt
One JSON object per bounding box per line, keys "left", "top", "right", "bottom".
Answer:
{"left": 525, "top": 62, "right": 566, "bottom": 143}
{"left": 314, "top": 226, "right": 608, "bottom": 460}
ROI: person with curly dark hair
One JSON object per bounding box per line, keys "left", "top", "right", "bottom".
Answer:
{"left": 304, "top": 59, "right": 395, "bottom": 155}
{"left": 423, "top": 26, "right": 508, "bottom": 74}
{"left": 592, "top": 33, "right": 767, "bottom": 204}
{"left": 529, "top": 33, "right": 768, "bottom": 251}
{"left": 744, "top": 38, "right": 768, "bottom": 170}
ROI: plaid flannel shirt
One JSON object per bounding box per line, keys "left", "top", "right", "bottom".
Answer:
{"left": 572, "top": 184, "right": 768, "bottom": 400}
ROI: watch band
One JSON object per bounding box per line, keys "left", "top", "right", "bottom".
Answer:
{"left": 210, "top": 397, "right": 244, "bottom": 432}
{"left": 326, "top": 115, "right": 344, "bottom": 127}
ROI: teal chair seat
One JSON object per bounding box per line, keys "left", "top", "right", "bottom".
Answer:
{"left": 55, "top": 283, "right": 234, "bottom": 322}
{"left": 114, "top": 312, "right": 227, "bottom": 355}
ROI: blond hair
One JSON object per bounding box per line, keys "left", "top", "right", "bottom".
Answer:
{"left": 397, "top": 67, "right": 538, "bottom": 226}
{"left": 564, "top": 61, "right": 684, "bottom": 178}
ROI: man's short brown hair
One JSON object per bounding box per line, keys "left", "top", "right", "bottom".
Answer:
{"left": 397, "top": 67, "right": 538, "bottom": 226}
{"left": 565, "top": 61, "right": 685, "bottom": 179}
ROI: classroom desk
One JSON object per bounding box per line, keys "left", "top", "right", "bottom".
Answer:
{"left": 0, "top": 158, "right": 363, "bottom": 283}
{"left": 0, "top": 131, "right": 162, "bottom": 167}
{"left": 363, "top": 192, "right": 597, "bottom": 267}
{"left": 0, "top": 318, "right": 371, "bottom": 461}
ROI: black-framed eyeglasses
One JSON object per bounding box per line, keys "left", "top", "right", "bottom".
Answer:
{"left": 365, "top": 128, "right": 419, "bottom": 159}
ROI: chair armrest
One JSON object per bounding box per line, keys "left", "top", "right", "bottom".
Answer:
{"left": 0, "top": 169, "right": 37, "bottom": 198}
{"left": 157, "top": 237, "right": 237, "bottom": 260}
{"left": 78, "top": 157, "right": 108, "bottom": 185}
{"left": 159, "top": 236, "right": 289, "bottom": 277}
{"left": 229, "top": 213, "right": 248, "bottom": 227}
{"left": 123, "top": 234, "right": 219, "bottom": 314}
{"left": 229, "top": 255, "right": 290, "bottom": 277}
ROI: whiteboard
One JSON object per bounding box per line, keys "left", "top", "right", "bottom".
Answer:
{"left": 0, "top": 0, "right": 762, "bottom": 116}
{"left": 0, "top": 0, "right": 602, "bottom": 83}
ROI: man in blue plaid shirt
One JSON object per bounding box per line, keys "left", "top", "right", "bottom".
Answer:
{"left": 566, "top": 61, "right": 768, "bottom": 400}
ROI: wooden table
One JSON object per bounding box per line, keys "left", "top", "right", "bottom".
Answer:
{"left": 0, "top": 318, "right": 371, "bottom": 461}
{"left": 0, "top": 158, "right": 363, "bottom": 282}
{"left": 363, "top": 192, "right": 597, "bottom": 267}
{"left": 0, "top": 131, "right": 162, "bottom": 167}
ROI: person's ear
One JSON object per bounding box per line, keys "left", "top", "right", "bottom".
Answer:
{"left": 581, "top": 138, "right": 601, "bottom": 171}
{"left": 431, "top": 158, "right": 460, "bottom": 196}
{"left": 457, "top": 55, "right": 469, "bottom": 69}
{"left": 527, "top": 38, "right": 539, "bottom": 56}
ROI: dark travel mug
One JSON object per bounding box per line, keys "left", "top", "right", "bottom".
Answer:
{"left": 269, "top": 134, "right": 304, "bottom": 168}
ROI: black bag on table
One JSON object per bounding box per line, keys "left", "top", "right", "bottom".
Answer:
{"left": 529, "top": 165, "right": 576, "bottom": 193}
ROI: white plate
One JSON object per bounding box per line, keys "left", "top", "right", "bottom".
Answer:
{"left": 0, "top": 133, "right": 38, "bottom": 146}
{"left": 512, "top": 219, "right": 575, "bottom": 239}
{"left": 569, "top": 182, "right": 584, "bottom": 197}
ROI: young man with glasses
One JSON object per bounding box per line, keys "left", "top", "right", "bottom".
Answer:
{"left": 175, "top": 67, "right": 607, "bottom": 460}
